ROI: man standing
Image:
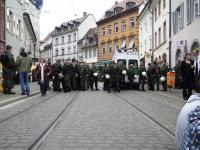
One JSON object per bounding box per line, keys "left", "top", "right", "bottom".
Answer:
{"left": 16, "top": 48, "right": 32, "bottom": 95}
{"left": 89, "top": 63, "right": 99, "bottom": 91}
{"left": 62, "top": 59, "right": 73, "bottom": 92}
{"left": 193, "top": 48, "right": 200, "bottom": 93}
{"left": 51, "top": 61, "right": 62, "bottom": 91}
{"left": 0, "top": 45, "right": 16, "bottom": 94}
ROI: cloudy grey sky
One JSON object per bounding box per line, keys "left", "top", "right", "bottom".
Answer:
{"left": 40, "top": 0, "right": 120, "bottom": 40}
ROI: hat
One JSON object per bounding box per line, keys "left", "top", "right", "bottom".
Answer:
{"left": 193, "top": 48, "right": 200, "bottom": 52}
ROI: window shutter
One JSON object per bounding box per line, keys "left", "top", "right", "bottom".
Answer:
{"left": 187, "top": 0, "right": 191, "bottom": 24}
{"left": 173, "top": 12, "right": 176, "bottom": 34}
{"left": 6, "top": 9, "right": 10, "bottom": 30}
{"left": 13, "top": 15, "right": 16, "bottom": 34}
{"left": 191, "top": 0, "right": 194, "bottom": 21}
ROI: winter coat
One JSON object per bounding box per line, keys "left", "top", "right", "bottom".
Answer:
{"left": 16, "top": 52, "right": 32, "bottom": 73}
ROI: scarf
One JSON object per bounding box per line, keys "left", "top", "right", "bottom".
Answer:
{"left": 40, "top": 63, "right": 45, "bottom": 83}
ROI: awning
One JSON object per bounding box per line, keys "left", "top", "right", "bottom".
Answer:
{"left": 121, "top": 40, "right": 126, "bottom": 49}
{"left": 129, "top": 38, "right": 135, "bottom": 49}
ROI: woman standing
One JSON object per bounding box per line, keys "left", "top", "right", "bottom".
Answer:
{"left": 36, "top": 58, "right": 51, "bottom": 96}
{"left": 181, "top": 53, "right": 195, "bottom": 100}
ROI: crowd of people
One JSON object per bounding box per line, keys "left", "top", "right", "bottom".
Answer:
{"left": 0, "top": 45, "right": 200, "bottom": 99}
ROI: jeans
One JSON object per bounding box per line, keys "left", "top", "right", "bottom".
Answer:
{"left": 19, "top": 72, "right": 30, "bottom": 94}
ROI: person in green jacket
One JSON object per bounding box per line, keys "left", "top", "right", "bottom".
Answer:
{"left": 138, "top": 63, "right": 147, "bottom": 91}
{"left": 16, "top": 47, "right": 32, "bottom": 95}
{"left": 0, "top": 45, "right": 16, "bottom": 94}
{"left": 62, "top": 59, "right": 73, "bottom": 92}
{"left": 52, "top": 61, "right": 62, "bottom": 91}
{"left": 89, "top": 63, "right": 99, "bottom": 91}
{"left": 80, "top": 63, "right": 88, "bottom": 91}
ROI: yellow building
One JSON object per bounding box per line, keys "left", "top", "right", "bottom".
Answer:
{"left": 97, "top": 0, "right": 143, "bottom": 62}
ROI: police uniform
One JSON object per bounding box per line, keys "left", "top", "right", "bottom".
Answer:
{"left": 138, "top": 65, "right": 146, "bottom": 91}
{"left": 89, "top": 65, "right": 99, "bottom": 91}
{"left": 102, "top": 65, "right": 111, "bottom": 92}
{"left": 160, "top": 64, "right": 169, "bottom": 91}
{"left": 62, "top": 62, "right": 73, "bottom": 92}
{"left": 80, "top": 65, "right": 88, "bottom": 91}
{"left": 110, "top": 63, "right": 120, "bottom": 92}
{"left": 52, "top": 62, "right": 62, "bottom": 91}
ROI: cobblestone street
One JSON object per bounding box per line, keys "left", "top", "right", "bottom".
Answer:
{"left": 0, "top": 87, "right": 185, "bottom": 150}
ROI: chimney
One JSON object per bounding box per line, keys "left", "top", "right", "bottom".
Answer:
{"left": 83, "top": 12, "right": 87, "bottom": 17}
{"left": 115, "top": 1, "right": 118, "bottom": 5}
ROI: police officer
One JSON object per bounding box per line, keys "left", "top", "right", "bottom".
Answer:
{"left": 62, "top": 59, "right": 73, "bottom": 92}
{"left": 147, "top": 63, "right": 156, "bottom": 91}
{"left": 110, "top": 63, "right": 120, "bottom": 92}
{"left": 127, "top": 64, "right": 135, "bottom": 89}
{"left": 155, "top": 64, "right": 161, "bottom": 91}
{"left": 0, "top": 45, "right": 16, "bottom": 94}
{"left": 71, "top": 59, "right": 78, "bottom": 90}
{"left": 51, "top": 61, "right": 62, "bottom": 91}
{"left": 102, "top": 64, "right": 111, "bottom": 93}
{"left": 138, "top": 63, "right": 147, "bottom": 91}
{"left": 80, "top": 63, "right": 88, "bottom": 91}
{"left": 160, "top": 63, "right": 169, "bottom": 91}
{"left": 118, "top": 62, "right": 127, "bottom": 90}
{"left": 89, "top": 63, "right": 99, "bottom": 91}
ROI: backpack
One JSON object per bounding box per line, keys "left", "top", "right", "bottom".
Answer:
{"left": 0, "top": 52, "right": 9, "bottom": 67}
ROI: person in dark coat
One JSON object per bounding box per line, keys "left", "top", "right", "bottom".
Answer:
{"left": 193, "top": 48, "right": 200, "bottom": 93}
{"left": 36, "top": 58, "right": 51, "bottom": 96}
{"left": 181, "top": 53, "right": 195, "bottom": 100}
{"left": 62, "top": 59, "right": 73, "bottom": 92}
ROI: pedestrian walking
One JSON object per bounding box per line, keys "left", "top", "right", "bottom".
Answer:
{"left": 193, "top": 48, "right": 200, "bottom": 93}
{"left": 16, "top": 48, "right": 32, "bottom": 95}
{"left": 36, "top": 58, "right": 51, "bottom": 96}
{"left": 181, "top": 53, "right": 195, "bottom": 100}
{"left": 0, "top": 45, "right": 16, "bottom": 94}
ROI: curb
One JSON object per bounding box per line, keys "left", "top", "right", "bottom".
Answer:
{"left": 0, "top": 91, "right": 40, "bottom": 107}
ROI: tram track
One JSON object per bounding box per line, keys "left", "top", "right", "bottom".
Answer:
{"left": 27, "top": 92, "right": 79, "bottom": 150}
{"left": 112, "top": 92, "right": 176, "bottom": 140}
{"left": 0, "top": 92, "right": 59, "bottom": 124}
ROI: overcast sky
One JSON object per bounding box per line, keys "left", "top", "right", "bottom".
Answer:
{"left": 40, "top": 0, "right": 121, "bottom": 40}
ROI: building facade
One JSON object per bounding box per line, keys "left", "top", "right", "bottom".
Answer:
{"left": 78, "top": 28, "right": 98, "bottom": 64}
{"left": 150, "top": 0, "right": 170, "bottom": 66}
{"left": 39, "top": 32, "right": 52, "bottom": 63}
{"left": 5, "top": 0, "right": 41, "bottom": 59}
{"left": 171, "top": 0, "right": 200, "bottom": 67}
{"left": 97, "top": 0, "right": 143, "bottom": 62}
{"left": 52, "top": 13, "right": 96, "bottom": 64}
{"left": 138, "top": 0, "right": 152, "bottom": 67}
{"left": 0, "top": 0, "right": 5, "bottom": 53}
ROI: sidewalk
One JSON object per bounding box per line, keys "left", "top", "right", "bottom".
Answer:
{"left": 0, "top": 82, "right": 40, "bottom": 106}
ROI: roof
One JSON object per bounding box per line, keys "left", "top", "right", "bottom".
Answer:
{"left": 40, "top": 31, "right": 53, "bottom": 43}
{"left": 98, "top": 0, "right": 143, "bottom": 22}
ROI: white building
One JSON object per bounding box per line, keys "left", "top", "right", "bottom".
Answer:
{"left": 171, "top": 0, "right": 200, "bottom": 67}
{"left": 138, "top": 0, "right": 152, "bottom": 67}
{"left": 149, "top": 0, "right": 170, "bottom": 66}
{"left": 5, "top": 0, "right": 41, "bottom": 60}
{"left": 78, "top": 27, "right": 98, "bottom": 64}
{"left": 52, "top": 13, "right": 96, "bottom": 64}
{"left": 39, "top": 32, "right": 52, "bottom": 63}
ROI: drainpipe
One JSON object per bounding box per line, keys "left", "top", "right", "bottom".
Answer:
{"left": 169, "top": 0, "right": 172, "bottom": 68}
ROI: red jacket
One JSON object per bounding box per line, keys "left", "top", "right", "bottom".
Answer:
{"left": 36, "top": 63, "right": 51, "bottom": 81}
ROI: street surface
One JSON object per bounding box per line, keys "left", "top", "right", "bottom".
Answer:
{"left": 0, "top": 86, "right": 185, "bottom": 150}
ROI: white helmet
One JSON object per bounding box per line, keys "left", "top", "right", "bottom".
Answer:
{"left": 93, "top": 72, "right": 98, "bottom": 77}
{"left": 105, "top": 74, "right": 110, "bottom": 79}
{"left": 142, "top": 71, "right": 147, "bottom": 76}
{"left": 122, "top": 70, "right": 127, "bottom": 75}
{"left": 59, "top": 73, "right": 64, "bottom": 79}
{"left": 160, "top": 76, "right": 166, "bottom": 82}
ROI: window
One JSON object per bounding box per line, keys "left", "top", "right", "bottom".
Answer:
{"left": 68, "top": 46, "right": 71, "bottom": 54}
{"left": 102, "top": 44, "right": 106, "bottom": 54}
{"left": 114, "top": 23, "right": 119, "bottom": 33}
{"left": 194, "top": 0, "right": 199, "bottom": 19}
{"left": 122, "top": 20, "right": 126, "bottom": 32}
{"left": 114, "top": 42, "right": 119, "bottom": 50}
{"left": 108, "top": 43, "right": 112, "bottom": 53}
{"left": 16, "top": 19, "right": 21, "bottom": 38}
{"left": 187, "top": 0, "right": 191, "bottom": 24}
{"left": 154, "top": 8, "right": 157, "bottom": 21}
{"left": 163, "top": 0, "right": 166, "bottom": 9}
{"left": 128, "top": 38, "right": 135, "bottom": 49}
{"left": 93, "top": 49, "right": 97, "bottom": 58}
{"left": 55, "top": 49, "right": 58, "bottom": 56}
{"left": 130, "top": 17, "right": 134, "bottom": 29}
{"left": 73, "top": 33, "right": 76, "bottom": 41}
{"left": 155, "top": 32, "right": 157, "bottom": 48}
{"left": 89, "top": 49, "right": 92, "bottom": 58}
{"left": 73, "top": 45, "right": 76, "bottom": 53}
{"left": 62, "top": 37, "right": 64, "bottom": 44}
{"left": 158, "top": 0, "right": 161, "bottom": 16}
{"left": 85, "top": 50, "right": 88, "bottom": 59}
{"left": 158, "top": 28, "right": 161, "bottom": 45}
{"left": 62, "top": 48, "right": 65, "bottom": 55}
{"left": 163, "top": 21, "right": 166, "bottom": 42}
{"left": 7, "top": 10, "right": 13, "bottom": 33}
{"left": 102, "top": 27, "right": 106, "bottom": 36}
{"left": 108, "top": 25, "right": 112, "bottom": 35}
{"left": 173, "top": 3, "right": 184, "bottom": 34}
{"left": 68, "top": 35, "right": 71, "bottom": 43}
{"left": 55, "top": 38, "right": 58, "bottom": 45}
{"left": 121, "top": 40, "right": 126, "bottom": 49}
